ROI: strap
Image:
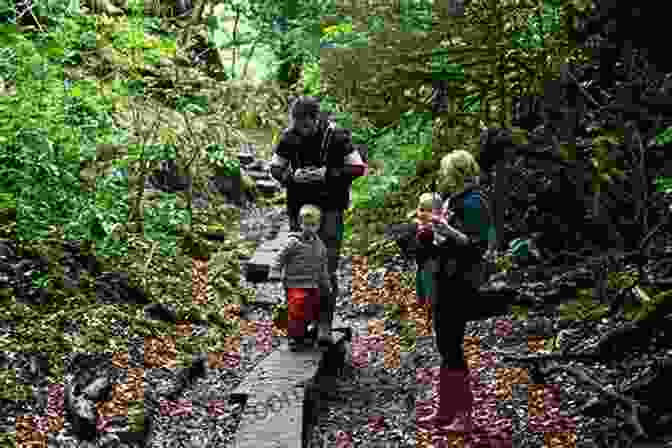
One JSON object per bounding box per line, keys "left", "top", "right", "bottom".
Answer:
{"left": 320, "top": 120, "right": 335, "bottom": 166}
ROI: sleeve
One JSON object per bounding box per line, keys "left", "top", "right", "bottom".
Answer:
{"left": 432, "top": 201, "right": 469, "bottom": 247}
{"left": 271, "top": 130, "right": 296, "bottom": 172}
{"left": 270, "top": 235, "right": 299, "bottom": 272}
{"left": 461, "top": 196, "right": 485, "bottom": 243}
{"left": 270, "top": 131, "right": 295, "bottom": 184}
{"left": 320, "top": 242, "right": 330, "bottom": 287}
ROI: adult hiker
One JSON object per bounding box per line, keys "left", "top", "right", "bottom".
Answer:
{"left": 414, "top": 149, "right": 496, "bottom": 435}
{"left": 269, "top": 96, "right": 367, "bottom": 346}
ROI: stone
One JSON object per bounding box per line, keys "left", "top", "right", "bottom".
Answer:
{"left": 82, "top": 376, "right": 112, "bottom": 402}
{"left": 256, "top": 179, "right": 281, "bottom": 196}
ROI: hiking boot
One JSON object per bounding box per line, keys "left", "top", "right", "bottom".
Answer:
{"left": 418, "top": 368, "right": 473, "bottom": 432}
{"left": 317, "top": 322, "right": 333, "bottom": 347}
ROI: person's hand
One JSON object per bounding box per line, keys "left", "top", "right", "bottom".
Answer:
{"left": 416, "top": 222, "right": 433, "bottom": 243}
{"left": 293, "top": 166, "right": 326, "bottom": 183}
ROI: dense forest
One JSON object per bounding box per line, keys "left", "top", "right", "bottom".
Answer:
{"left": 0, "top": 0, "right": 671, "bottom": 447}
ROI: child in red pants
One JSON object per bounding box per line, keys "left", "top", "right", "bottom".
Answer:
{"left": 269, "top": 204, "right": 331, "bottom": 351}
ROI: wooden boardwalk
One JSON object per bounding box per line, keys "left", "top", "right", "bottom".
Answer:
{"left": 230, "top": 342, "right": 321, "bottom": 448}
{"left": 239, "top": 218, "right": 354, "bottom": 447}
{"left": 229, "top": 317, "right": 351, "bottom": 448}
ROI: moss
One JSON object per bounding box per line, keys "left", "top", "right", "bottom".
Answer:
{"left": 558, "top": 288, "right": 609, "bottom": 322}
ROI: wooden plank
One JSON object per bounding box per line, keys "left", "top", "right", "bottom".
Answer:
{"left": 230, "top": 343, "right": 321, "bottom": 402}
{"left": 231, "top": 344, "right": 322, "bottom": 448}
{"left": 231, "top": 317, "right": 354, "bottom": 448}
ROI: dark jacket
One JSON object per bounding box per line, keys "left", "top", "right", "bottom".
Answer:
{"left": 270, "top": 120, "right": 362, "bottom": 211}
{"left": 416, "top": 184, "right": 494, "bottom": 289}
{"left": 270, "top": 231, "right": 330, "bottom": 289}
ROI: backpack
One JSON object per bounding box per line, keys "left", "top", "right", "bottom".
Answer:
{"left": 319, "top": 119, "right": 368, "bottom": 168}
{"left": 443, "top": 186, "right": 498, "bottom": 289}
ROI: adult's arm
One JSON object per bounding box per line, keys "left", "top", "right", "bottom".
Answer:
{"left": 432, "top": 205, "right": 470, "bottom": 247}
{"left": 270, "top": 131, "right": 294, "bottom": 185}
{"left": 270, "top": 153, "right": 291, "bottom": 185}
{"left": 327, "top": 129, "right": 367, "bottom": 179}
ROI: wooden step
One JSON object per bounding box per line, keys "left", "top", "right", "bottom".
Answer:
{"left": 230, "top": 342, "right": 321, "bottom": 448}
{"left": 230, "top": 317, "right": 352, "bottom": 448}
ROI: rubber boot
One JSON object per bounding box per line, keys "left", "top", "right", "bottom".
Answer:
{"left": 419, "top": 368, "right": 473, "bottom": 432}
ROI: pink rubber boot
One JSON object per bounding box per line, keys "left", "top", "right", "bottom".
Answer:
{"left": 419, "top": 368, "right": 473, "bottom": 433}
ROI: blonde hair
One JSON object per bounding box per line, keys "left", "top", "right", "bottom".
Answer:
{"left": 299, "top": 204, "right": 322, "bottom": 222}
{"left": 438, "top": 150, "right": 480, "bottom": 194}
{"left": 418, "top": 192, "right": 440, "bottom": 210}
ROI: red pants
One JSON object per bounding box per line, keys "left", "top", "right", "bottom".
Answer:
{"left": 287, "top": 288, "right": 320, "bottom": 338}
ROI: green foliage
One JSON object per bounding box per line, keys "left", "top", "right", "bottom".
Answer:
{"left": 127, "top": 400, "right": 147, "bottom": 433}
{"left": 511, "top": 1, "right": 562, "bottom": 49}
{"left": 399, "top": 320, "right": 416, "bottom": 351}
{"left": 510, "top": 304, "right": 529, "bottom": 321}
{"left": 0, "top": 46, "right": 17, "bottom": 81}
{"left": 272, "top": 303, "right": 288, "bottom": 325}
{"left": 654, "top": 126, "right": 672, "bottom": 146}
{"left": 143, "top": 193, "right": 190, "bottom": 257}
{"left": 206, "top": 144, "right": 241, "bottom": 177}
{"left": 352, "top": 175, "right": 400, "bottom": 209}
{"left": 398, "top": 0, "right": 433, "bottom": 33}
{"left": 299, "top": 61, "right": 320, "bottom": 96}
{"left": 0, "top": 368, "right": 33, "bottom": 401}
{"left": 607, "top": 269, "right": 639, "bottom": 291}
{"left": 399, "top": 271, "right": 415, "bottom": 291}
{"left": 558, "top": 289, "right": 610, "bottom": 322}
{"left": 654, "top": 176, "right": 672, "bottom": 194}
{"left": 321, "top": 22, "right": 353, "bottom": 40}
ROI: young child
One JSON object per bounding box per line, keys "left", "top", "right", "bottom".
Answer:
{"left": 411, "top": 192, "right": 443, "bottom": 324}
{"left": 269, "top": 204, "right": 331, "bottom": 351}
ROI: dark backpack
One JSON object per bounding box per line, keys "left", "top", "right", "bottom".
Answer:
{"left": 319, "top": 120, "right": 368, "bottom": 167}
{"left": 442, "top": 186, "right": 498, "bottom": 289}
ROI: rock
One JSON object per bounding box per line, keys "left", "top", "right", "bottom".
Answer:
{"left": 246, "top": 169, "right": 272, "bottom": 181}
{"left": 82, "top": 376, "right": 112, "bottom": 402}
{"left": 65, "top": 384, "right": 98, "bottom": 441}
{"left": 256, "top": 179, "right": 281, "bottom": 196}
{"left": 247, "top": 159, "right": 268, "bottom": 172}
{"left": 239, "top": 143, "right": 256, "bottom": 166}
{"left": 145, "top": 302, "right": 178, "bottom": 323}
{"left": 212, "top": 175, "right": 242, "bottom": 204}
{"left": 96, "top": 272, "right": 149, "bottom": 306}
{"left": 0, "top": 239, "right": 15, "bottom": 259}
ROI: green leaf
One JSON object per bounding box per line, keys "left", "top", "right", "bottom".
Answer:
{"left": 654, "top": 176, "right": 672, "bottom": 193}
{"left": 654, "top": 126, "right": 672, "bottom": 146}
